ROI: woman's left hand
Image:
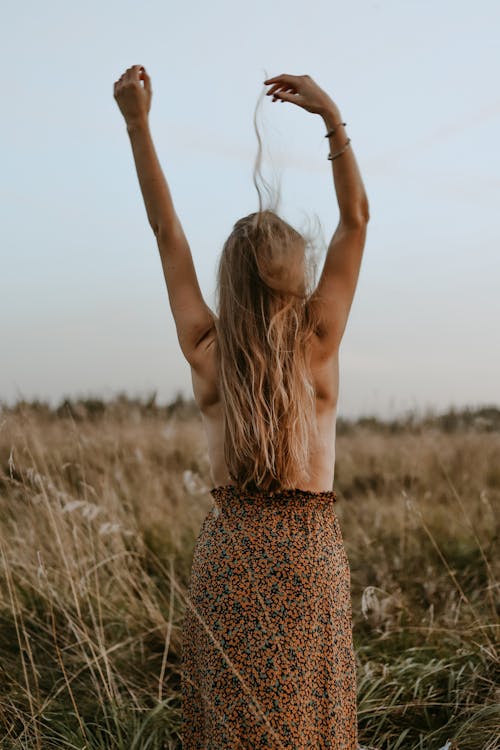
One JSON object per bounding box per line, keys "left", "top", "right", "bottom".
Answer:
{"left": 113, "top": 65, "right": 152, "bottom": 127}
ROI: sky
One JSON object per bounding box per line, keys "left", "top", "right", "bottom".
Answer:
{"left": 1, "top": 0, "right": 499, "bottom": 420}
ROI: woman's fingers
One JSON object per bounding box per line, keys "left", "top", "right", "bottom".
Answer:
{"left": 264, "top": 73, "right": 333, "bottom": 115}
{"left": 115, "top": 64, "right": 145, "bottom": 85}
{"left": 273, "top": 90, "right": 298, "bottom": 103}
{"left": 265, "top": 83, "right": 283, "bottom": 96}
{"left": 139, "top": 66, "right": 152, "bottom": 93}
{"left": 264, "top": 74, "right": 302, "bottom": 104}
{"left": 266, "top": 81, "right": 299, "bottom": 105}
{"left": 114, "top": 64, "right": 151, "bottom": 98}
{"left": 264, "top": 73, "right": 298, "bottom": 85}
{"left": 125, "top": 65, "right": 141, "bottom": 81}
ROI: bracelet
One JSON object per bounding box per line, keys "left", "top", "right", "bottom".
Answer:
{"left": 328, "top": 137, "right": 351, "bottom": 160}
{"left": 328, "top": 137, "right": 351, "bottom": 161}
{"left": 324, "top": 121, "right": 346, "bottom": 138}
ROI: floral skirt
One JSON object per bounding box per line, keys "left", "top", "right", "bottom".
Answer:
{"left": 181, "top": 484, "right": 358, "bottom": 749}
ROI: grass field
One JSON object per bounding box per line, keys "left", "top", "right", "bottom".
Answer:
{"left": 1, "top": 396, "right": 499, "bottom": 749}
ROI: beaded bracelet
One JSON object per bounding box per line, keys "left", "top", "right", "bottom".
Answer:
{"left": 328, "top": 137, "right": 351, "bottom": 161}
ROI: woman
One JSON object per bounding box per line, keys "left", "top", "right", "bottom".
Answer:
{"left": 114, "top": 66, "right": 369, "bottom": 749}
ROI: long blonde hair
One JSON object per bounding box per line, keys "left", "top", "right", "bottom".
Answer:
{"left": 214, "top": 84, "right": 324, "bottom": 492}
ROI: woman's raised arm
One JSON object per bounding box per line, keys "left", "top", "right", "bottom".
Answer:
{"left": 264, "top": 73, "right": 370, "bottom": 350}
{"left": 114, "top": 65, "right": 177, "bottom": 235}
{"left": 113, "top": 65, "right": 215, "bottom": 369}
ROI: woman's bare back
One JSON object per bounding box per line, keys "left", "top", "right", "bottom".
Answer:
{"left": 114, "top": 66, "right": 368, "bottom": 493}
{"left": 190, "top": 330, "right": 340, "bottom": 491}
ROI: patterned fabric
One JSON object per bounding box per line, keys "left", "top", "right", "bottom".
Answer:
{"left": 181, "top": 483, "right": 358, "bottom": 749}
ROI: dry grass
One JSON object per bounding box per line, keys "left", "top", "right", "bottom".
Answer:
{"left": 0, "top": 397, "right": 498, "bottom": 749}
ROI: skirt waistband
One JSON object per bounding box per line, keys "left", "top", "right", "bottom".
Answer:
{"left": 210, "top": 484, "right": 337, "bottom": 505}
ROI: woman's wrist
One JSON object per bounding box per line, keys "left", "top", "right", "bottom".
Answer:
{"left": 321, "top": 105, "right": 343, "bottom": 131}
{"left": 126, "top": 115, "right": 149, "bottom": 135}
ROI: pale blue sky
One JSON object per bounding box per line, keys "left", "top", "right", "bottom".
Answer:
{"left": 1, "top": 0, "right": 499, "bottom": 419}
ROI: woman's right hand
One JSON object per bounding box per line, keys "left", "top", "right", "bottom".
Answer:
{"left": 114, "top": 65, "right": 152, "bottom": 128}
{"left": 263, "top": 73, "right": 338, "bottom": 117}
